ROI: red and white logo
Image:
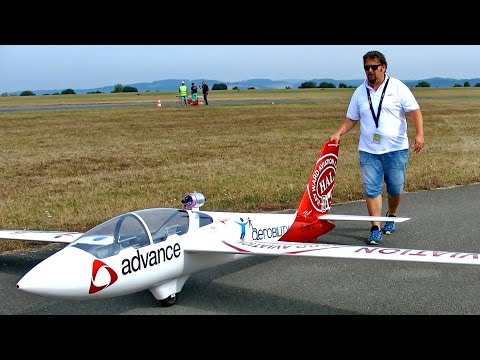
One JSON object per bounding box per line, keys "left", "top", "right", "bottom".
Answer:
{"left": 89, "top": 259, "right": 118, "bottom": 294}
{"left": 308, "top": 153, "right": 337, "bottom": 213}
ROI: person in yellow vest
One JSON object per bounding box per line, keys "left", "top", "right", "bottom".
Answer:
{"left": 178, "top": 81, "right": 188, "bottom": 107}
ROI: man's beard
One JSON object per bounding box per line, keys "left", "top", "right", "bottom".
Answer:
{"left": 368, "top": 76, "right": 376, "bottom": 85}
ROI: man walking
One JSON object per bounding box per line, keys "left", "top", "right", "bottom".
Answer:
{"left": 329, "top": 50, "right": 424, "bottom": 245}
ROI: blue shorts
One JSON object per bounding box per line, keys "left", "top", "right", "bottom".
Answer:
{"left": 358, "top": 149, "right": 409, "bottom": 198}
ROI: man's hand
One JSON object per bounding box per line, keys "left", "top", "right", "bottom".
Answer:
{"left": 412, "top": 135, "right": 425, "bottom": 153}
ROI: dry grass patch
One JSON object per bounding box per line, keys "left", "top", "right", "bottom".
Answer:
{"left": 1, "top": 88, "right": 480, "bottom": 252}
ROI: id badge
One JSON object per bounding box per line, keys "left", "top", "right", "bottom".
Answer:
{"left": 373, "top": 133, "right": 382, "bottom": 144}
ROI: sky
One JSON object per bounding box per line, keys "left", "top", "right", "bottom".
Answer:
{"left": 1, "top": 45, "right": 480, "bottom": 93}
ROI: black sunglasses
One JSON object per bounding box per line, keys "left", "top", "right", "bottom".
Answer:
{"left": 364, "top": 64, "right": 382, "bottom": 71}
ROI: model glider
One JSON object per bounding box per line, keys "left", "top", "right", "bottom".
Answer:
{"left": 1, "top": 139, "right": 479, "bottom": 307}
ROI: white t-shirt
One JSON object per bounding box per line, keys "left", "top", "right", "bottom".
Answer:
{"left": 346, "top": 76, "right": 420, "bottom": 154}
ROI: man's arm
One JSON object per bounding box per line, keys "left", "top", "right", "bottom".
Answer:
{"left": 329, "top": 118, "right": 357, "bottom": 144}
{"left": 407, "top": 109, "right": 425, "bottom": 153}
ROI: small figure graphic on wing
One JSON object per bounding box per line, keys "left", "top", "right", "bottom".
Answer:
{"left": 235, "top": 217, "right": 248, "bottom": 240}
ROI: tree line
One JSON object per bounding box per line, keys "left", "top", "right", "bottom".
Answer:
{"left": 16, "top": 82, "right": 228, "bottom": 96}
{"left": 12, "top": 80, "right": 480, "bottom": 97}
{"left": 299, "top": 80, "right": 480, "bottom": 89}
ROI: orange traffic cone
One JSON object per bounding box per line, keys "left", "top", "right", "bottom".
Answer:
{"left": 157, "top": 99, "right": 162, "bottom": 107}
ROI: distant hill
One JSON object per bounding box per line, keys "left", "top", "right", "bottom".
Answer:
{"left": 6, "top": 77, "right": 480, "bottom": 96}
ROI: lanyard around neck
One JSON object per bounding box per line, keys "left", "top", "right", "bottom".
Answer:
{"left": 366, "top": 77, "right": 390, "bottom": 128}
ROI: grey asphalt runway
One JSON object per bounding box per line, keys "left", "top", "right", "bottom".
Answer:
{"left": 1, "top": 183, "right": 479, "bottom": 315}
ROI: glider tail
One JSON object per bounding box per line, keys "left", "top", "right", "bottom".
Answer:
{"left": 279, "top": 139, "right": 339, "bottom": 242}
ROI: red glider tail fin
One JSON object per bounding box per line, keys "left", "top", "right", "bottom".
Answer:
{"left": 279, "top": 139, "right": 339, "bottom": 242}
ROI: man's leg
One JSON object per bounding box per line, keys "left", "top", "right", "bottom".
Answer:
{"left": 382, "top": 193, "right": 400, "bottom": 234}
{"left": 359, "top": 151, "right": 384, "bottom": 227}
{"left": 382, "top": 149, "right": 408, "bottom": 234}
{"left": 386, "top": 194, "right": 401, "bottom": 216}
{"left": 359, "top": 151, "right": 384, "bottom": 245}
{"left": 366, "top": 194, "right": 383, "bottom": 228}
{"left": 366, "top": 194, "right": 384, "bottom": 245}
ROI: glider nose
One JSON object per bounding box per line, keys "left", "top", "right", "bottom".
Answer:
{"left": 17, "top": 246, "right": 95, "bottom": 299}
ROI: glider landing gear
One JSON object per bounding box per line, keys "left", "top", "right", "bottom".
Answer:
{"left": 160, "top": 293, "right": 178, "bottom": 307}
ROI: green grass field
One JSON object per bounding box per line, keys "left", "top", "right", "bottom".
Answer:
{"left": 1, "top": 87, "right": 480, "bottom": 252}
